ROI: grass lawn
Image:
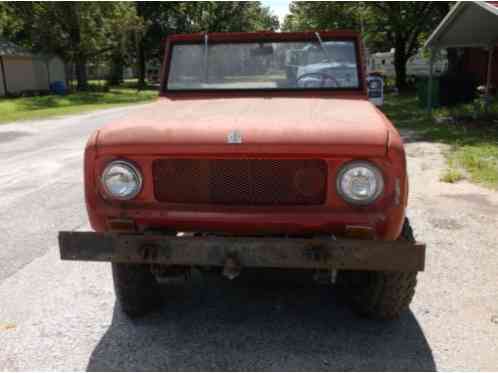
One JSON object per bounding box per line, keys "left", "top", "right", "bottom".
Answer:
{"left": 0, "top": 87, "right": 157, "bottom": 124}
{"left": 382, "top": 93, "right": 498, "bottom": 189}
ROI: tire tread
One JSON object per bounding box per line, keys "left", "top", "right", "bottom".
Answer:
{"left": 338, "top": 218, "right": 419, "bottom": 320}
{"left": 112, "top": 263, "right": 161, "bottom": 318}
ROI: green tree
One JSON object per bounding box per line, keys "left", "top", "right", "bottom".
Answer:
{"left": 283, "top": 1, "right": 451, "bottom": 90}
{"left": 2, "top": 2, "right": 278, "bottom": 90}
{"left": 135, "top": 2, "right": 279, "bottom": 87}
{"left": 365, "top": 2, "right": 450, "bottom": 90}
{"left": 283, "top": 2, "right": 360, "bottom": 32}
{"left": 0, "top": 3, "right": 24, "bottom": 44}
{"left": 5, "top": 2, "right": 142, "bottom": 90}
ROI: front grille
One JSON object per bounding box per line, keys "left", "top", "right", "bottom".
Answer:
{"left": 152, "top": 159, "right": 327, "bottom": 206}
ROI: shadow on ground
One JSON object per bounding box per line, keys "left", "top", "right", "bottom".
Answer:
{"left": 87, "top": 270, "right": 434, "bottom": 371}
{"left": 0, "top": 131, "right": 30, "bottom": 144}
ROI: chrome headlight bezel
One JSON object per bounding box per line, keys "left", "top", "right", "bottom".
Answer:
{"left": 101, "top": 160, "right": 143, "bottom": 200}
{"left": 336, "top": 161, "right": 384, "bottom": 205}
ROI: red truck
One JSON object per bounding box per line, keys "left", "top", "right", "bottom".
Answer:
{"left": 59, "top": 31, "right": 425, "bottom": 320}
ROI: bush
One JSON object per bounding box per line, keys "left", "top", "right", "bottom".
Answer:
{"left": 440, "top": 168, "right": 465, "bottom": 183}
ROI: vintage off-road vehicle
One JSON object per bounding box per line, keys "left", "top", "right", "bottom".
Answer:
{"left": 59, "top": 31, "right": 425, "bottom": 320}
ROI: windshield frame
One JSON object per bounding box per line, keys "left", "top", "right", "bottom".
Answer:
{"left": 160, "top": 31, "right": 366, "bottom": 96}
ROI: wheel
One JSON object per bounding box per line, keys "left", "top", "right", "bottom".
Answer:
{"left": 112, "top": 263, "right": 161, "bottom": 318}
{"left": 337, "top": 218, "right": 418, "bottom": 320}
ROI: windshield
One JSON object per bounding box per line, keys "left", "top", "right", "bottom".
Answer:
{"left": 166, "top": 40, "right": 360, "bottom": 91}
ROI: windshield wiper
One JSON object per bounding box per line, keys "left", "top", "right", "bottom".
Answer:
{"left": 203, "top": 33, "right": 209, "bottom": 83}
{"left": 314, "top": 31, "right": 332, "bottom": 63}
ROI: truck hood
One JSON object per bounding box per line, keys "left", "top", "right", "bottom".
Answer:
{"left": 97, "top": 97, "right": 390, "bottom": 157}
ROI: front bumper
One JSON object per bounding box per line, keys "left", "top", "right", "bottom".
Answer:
{"left": 58, "top": 232, "right": 425, "bottom": 272}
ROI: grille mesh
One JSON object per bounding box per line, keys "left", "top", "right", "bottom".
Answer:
{"left": 153, "top": 159, "right": 327, "bottom": 205}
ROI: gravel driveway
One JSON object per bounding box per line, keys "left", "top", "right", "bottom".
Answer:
{"left": 0, "top": 110, "right": 497, "bottom": 371}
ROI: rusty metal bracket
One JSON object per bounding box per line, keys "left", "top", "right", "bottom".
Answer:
{"left": 58, "top": 231, "right": 426, "bottom": 272}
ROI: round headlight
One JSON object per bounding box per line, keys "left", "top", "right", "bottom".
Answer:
{"left": 101, "top": 160, "right": 142, "bottom": 200}
{"left": 336, "top": 161, "right": 384, "bottom": 205}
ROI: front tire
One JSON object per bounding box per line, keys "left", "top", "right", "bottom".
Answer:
{"left": 112, "top": 263, "right": 161, "bottom": 318}
{"left": 337, "top": 218, "right": 418, "bottom": 320}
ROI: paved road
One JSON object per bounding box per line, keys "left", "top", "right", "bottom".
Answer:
{"left": 1, "top": 109, "right": 498, "bottom": 370}
{"left": 0, "top": 105, "right": 155, "bottom": 282}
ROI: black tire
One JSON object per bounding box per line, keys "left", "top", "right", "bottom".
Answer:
{"left": 337, "top": 218, "right": 418, "bottom": 320}
{"left": 112, "top": 263, "right": 161, "bottom": 318}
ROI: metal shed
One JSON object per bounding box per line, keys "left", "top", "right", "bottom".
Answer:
{"left": 0, "top": 40, "right": 66, "bottom": 97}
{"left": 425, "top": 1, "right": 498, "bottom": 109}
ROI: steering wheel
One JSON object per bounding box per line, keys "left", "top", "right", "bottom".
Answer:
{"left": 296, "top": 72, "right": 340, "bottom": 88}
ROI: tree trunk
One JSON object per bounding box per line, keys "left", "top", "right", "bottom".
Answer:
{"left": 75, "top": 56, "right": 88, "bottom": 91}
{"left": 137, "top": 37, "right": 146, "bottom": 88}
{"left": 394, "top": 43, "right": 408, "bottom": 91}
{"left": 109, "top": 51, "right": 124, "bottom": 86}
{"left": 66, "top": 3, "right": 88, "bottom": 91}
{"left": 135, "top": 2, "right": 146, "bottom": 89}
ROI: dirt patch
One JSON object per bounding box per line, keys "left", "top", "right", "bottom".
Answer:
{"left": 429, "top": 217, "right": 463, "bottom": 231}
{"left": 441, "top": 193, "right": 498, "bottom": 215}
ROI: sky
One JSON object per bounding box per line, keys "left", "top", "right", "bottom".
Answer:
{"left": 261, "top": 0, "right": 291, "bottom": 23}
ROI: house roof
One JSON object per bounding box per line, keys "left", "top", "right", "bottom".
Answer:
{"left": 425, "top": 1, "right": 498, "bottom": 49}
{"left": 0, "top": 40, "right": 33, "bottom": 57}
